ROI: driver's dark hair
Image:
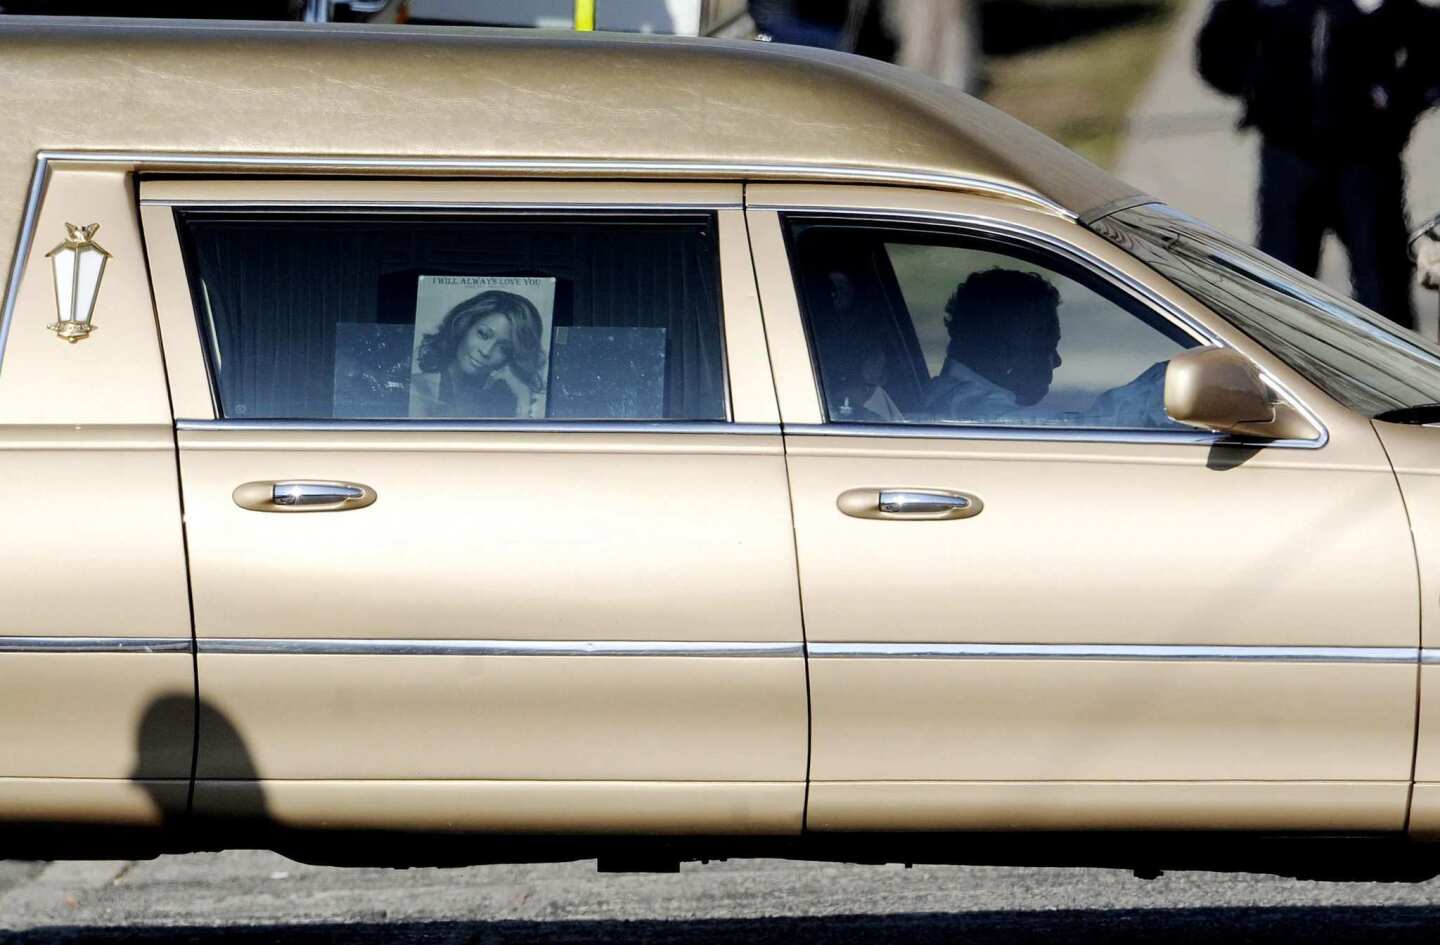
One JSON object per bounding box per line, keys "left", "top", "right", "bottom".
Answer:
{"left": 943, "top": 267, "right": 1060, "bottom": 365}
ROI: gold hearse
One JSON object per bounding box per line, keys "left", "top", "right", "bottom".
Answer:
{"left": 4, "top": 17, "right": 1440, "bottom": 881}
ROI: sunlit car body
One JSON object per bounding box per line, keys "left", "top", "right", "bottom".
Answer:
{"left": 4, "top": 17, "right": 1440, "bottom": 881}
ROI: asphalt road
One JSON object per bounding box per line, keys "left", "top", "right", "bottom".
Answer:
{"left": 4, "top": 852, "right": 1440, "bottom": 943}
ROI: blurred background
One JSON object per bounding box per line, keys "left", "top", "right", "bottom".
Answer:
{"left": 1, "top": 0, "right": 1435, "bottom": 334}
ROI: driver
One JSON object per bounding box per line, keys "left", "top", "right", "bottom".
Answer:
{"left": 925, "top": 267, "right": 1175, "bottom": 428}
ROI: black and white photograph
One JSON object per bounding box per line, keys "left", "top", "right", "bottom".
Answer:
{"left": 409, "top": 275, "right": 557, "bottom": 419}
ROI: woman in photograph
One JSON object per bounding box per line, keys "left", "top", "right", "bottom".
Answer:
{"left": 411, "top": 289, "right": 546, "bottom": 418}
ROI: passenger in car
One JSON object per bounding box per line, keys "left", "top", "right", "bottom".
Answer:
{"left": 813, "top": 269, "right": 906, "bottom": 422}
{"left": 410, "top": 289, "right": 546, "bottom": 419}
{"left": 925, "top": 268, "right": 1174, "bottom": 428}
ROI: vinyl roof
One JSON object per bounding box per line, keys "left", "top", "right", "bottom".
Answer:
{"left": 0, "top": 17, "right": 1148, "bottom": 290}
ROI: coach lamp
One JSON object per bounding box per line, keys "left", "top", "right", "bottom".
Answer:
{"left": 45, "top": 222, "right": 110, "bottom": 343}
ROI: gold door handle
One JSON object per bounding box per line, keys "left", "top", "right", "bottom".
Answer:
{"left": 837, "top": 488, "right": 982, "bottom": 521}
{"left": 233, "top": 480, "right": 377, "bottom": 513}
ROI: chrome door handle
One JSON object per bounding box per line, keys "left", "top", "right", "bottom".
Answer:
{"left": 233, "top": 480, "right": 377, "bottom": 513}
{"left": 837, "top": 488, "right": 983, "bottom": 521}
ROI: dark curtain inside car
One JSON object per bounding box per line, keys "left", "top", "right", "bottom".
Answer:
{"left": 180, "top": 214, "right": 725, "bottom": 420}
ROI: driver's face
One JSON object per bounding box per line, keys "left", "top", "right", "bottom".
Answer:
{"left": 1006, "top": 311, "right": 1062, "bottom": 406}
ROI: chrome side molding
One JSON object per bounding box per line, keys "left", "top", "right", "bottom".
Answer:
{"left": 177, "top": 419, "right": 782, "bottom": 436}
{"left": 811, "top": 643, "right": 1418, "bottom": 664}
{"left": 0, "top": 637, "right": 192, "bottom": 654}
{"left": 196, "top": 639, "right": 805, "bottom": 658}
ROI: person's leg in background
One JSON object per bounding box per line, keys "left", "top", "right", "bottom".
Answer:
{"left": 1335, "top": 153, "right": 1416, "bottom": 330}
{"left": 1257, "top": 140, "right": 1327, "bottom": 278}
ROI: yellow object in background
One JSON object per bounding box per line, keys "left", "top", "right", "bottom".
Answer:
{"left": 574, "top": 0, "right": 595, "bottom": 31}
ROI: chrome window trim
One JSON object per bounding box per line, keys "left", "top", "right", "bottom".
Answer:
{"left": 757, "top": 206, "right": 1331, "bottom": 451}
{"left": 140, "top": 201, "right": 745, "bottom": 211}
{"left": 176, "top": 419, "right": 781, "bottom": 435}
{"left": 197, "top": 639, "right": 803, "bottom": 657}
{"left": 78, "top": 150, "right": 1067, "bottom": 213}
{"left": 810, "top": 642, "right": 1417, "bottom": 664}
{"left": 0, "top": 637, "right": 192, "bottom": 654}
{"left": 786, "top": 422, "right": 1236, "bottom": 447}
{"left": 0, "top": 158, "right": 49, "bottom": 383}
{"left": 164, "top": 201, "right": 739, "bottom": 423}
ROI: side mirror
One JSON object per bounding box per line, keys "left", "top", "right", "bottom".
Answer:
{"left": 1164, "top": 346, "right": 1317, "bottom": 440}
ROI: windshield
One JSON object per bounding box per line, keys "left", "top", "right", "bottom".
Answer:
{"left": 1089, "top": 203, "right": 1440, "bottom": 417}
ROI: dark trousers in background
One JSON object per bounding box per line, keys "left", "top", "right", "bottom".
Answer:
{"left": 1257, "top": 142, "right": 1415, "bottom": 330}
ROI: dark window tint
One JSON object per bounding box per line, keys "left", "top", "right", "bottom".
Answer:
{"left": 176, "top": 212, "right": 727, "bottom": 421}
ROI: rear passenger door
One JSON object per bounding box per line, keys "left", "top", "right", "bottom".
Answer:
{"left": 140, "top": 180, "right": 807, "bottom": 834}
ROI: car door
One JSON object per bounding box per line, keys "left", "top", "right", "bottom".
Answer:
{"left": 747, "top": 184, "right": 1419, "bottom": 832}
{"left": 0, "top": 166, "right": 194, "bottom": 835}
{"left": 140, "top": 179, "right": 807, "bottom": 834}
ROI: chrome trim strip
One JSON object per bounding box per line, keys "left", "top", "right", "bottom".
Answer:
{"left": 755, "top": 206, "right": 1330, "bottom": 451}
{"left": 0, "top": 636, "right": 192, "bottom": 654}
{"left": 140, "top": 201, "right": 743, "bottom": 211}
{"left": 809, "top": 643, "right": 1416, "bottom": 663}
{"left": 198, "top": 639, "right": 803, "bottom": 657}
{"left": 1, "top": 636, "right": 1411, "bottom": 662}
{"left": 0, "top": 158, "right": 50, "bottom": 381}
{"left": 1420, "top": 649, "right": 1440, "bottom": 665}
{"left": 43, "top": 150, "right": 1069, "bottom": 215}
{"left": 176, "top": 419, "right": 781, "bottom": 435}
{"left": 784, "top": 422, "right": 1226, "bottom": 446}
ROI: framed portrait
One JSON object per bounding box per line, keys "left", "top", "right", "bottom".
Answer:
{"left": 408, "top": 275, "right": 557, "bottom": 419}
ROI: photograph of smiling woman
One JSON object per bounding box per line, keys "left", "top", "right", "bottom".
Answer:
{"left": 410, "top": 288, "right": 549, "bottom": 419}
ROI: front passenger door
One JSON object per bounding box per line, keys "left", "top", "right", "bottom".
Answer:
{"left": 748, "top": 185, "right": 1418, "bottom": 833}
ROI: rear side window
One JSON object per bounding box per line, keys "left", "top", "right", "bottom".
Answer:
{"left": 175, "top": 211, "right": 727, "bottom": 421}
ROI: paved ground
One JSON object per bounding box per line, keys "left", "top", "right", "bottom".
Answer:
{"left": 4, "top": 851, "right": 1440, "bottom": 942}
{"left": 1116, "top": 0, "right": 1440, "bottom": 338}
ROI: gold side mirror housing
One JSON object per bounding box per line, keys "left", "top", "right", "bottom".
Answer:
{"left": 1164, "top": 346, "right": 1318, "bottom": 440}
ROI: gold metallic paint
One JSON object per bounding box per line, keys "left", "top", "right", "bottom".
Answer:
{"left": 0, "top": 169, "right": 193, "bottom": 827}
{"left": 809, "top": 782, "right": 1409, "bottom": 832}
{"left": 0, "top": 16, "right": 1143, "bottom": 305}
{"left": 195, "top": 654, "right": 805, "bottom": 783}
{"left": 194, "top": 781, "right": 802, "bottom": 834}
{"left": 0, "top": 779, "right": 188, "bottom": 826}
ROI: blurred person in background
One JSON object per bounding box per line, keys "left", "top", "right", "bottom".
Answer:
{"left": 1197, "top": 0, "right": 1440, "bottom": 330}
{"left": 750, "top": 0, "right": 981, "bottom": 94}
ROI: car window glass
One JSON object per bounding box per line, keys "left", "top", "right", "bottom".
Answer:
{"left": 1093, "top": 203, "right": 1440, "bottom": 417}
{"left": 785, "top": 219, "right": 1201, "bottom": 429}
{"left": 175, "top": 211, "right": 727, "bottom": 421}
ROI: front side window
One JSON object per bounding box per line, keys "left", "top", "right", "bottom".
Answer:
{"left": 176, "top": 211, "right": 727, "bottom": 421}
{"left": 785, "top": 218, "right": 1201, "bottom": 430}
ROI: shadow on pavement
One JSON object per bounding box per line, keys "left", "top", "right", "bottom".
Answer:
{"left": 9, "top": 905, "right": 1440, "bottom": 944}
